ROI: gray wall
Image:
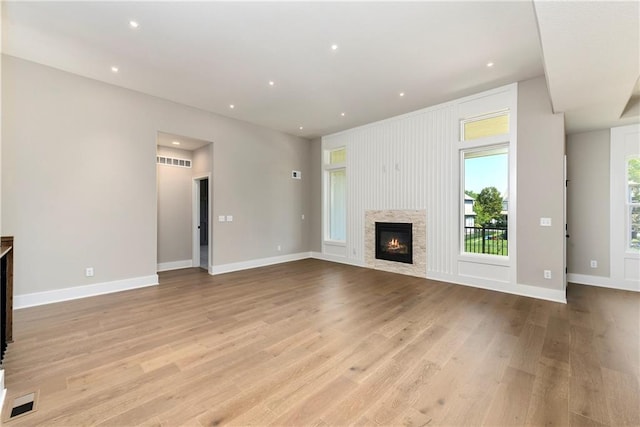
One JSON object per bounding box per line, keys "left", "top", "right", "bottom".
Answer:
{"left": 192, "top": 143, "right": 212, "bottom": 177}
{"left": 156, "top": 146, "right": 194, "bottom": 264}
{"left": 517, "top": 76, "right": 566, "bottom": 290}
{"left": 2, "top": 56, "right": 311, "bottom": 296}
{"left": 566, "top": 130, "right": 610, "bottom": 276}
{"left": 0, "top": 55, "right": 571, "bottom": 298}
{"left": 309, "top": 137, "right": 322, "bottom": 252}
{"left": 211, "top": 128, "right": 311, "bottom": 264}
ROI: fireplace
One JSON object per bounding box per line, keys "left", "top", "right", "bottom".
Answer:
{"left": 375, "top": 222, "right": 413, "bottom": 264}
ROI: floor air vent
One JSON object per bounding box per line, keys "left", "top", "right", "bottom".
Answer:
{"left": 6, "top": 391, "right": 37, "bottom": 420}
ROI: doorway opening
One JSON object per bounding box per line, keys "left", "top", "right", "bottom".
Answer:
{"left": 156, "top": 131, "right": 213, "bottom": 274}
{"left": 194, "top": 176, "right": 210, "bottom": 270}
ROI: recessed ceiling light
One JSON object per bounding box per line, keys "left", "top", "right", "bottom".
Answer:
{"left": 299, "top": 126, "right": 304, "bottom": 130}
{"left": 129, "top": 20, "right": 139, "bottom": 29}
{"left": 399, "top": 92, "right": 405, "bottom": 97}
{"left": 229, "top": 104, "right": 235, "bottom": 109}
{"left": 341, "top": 112, "right": 346, "bottom": 117}
{"left": 269, "top": 81, "right": 275, "bottom": 86}
{"left": 331, "top": 44, "right": 339, "bottom": 51}
{"left": 111, "top": 66, "right": 119, "bottom": 73}
{"left": 172, "top": 141, "right": 180, "bottom": 146}
{"left": 486, "top": 62, "right": 494, "bottom": 68}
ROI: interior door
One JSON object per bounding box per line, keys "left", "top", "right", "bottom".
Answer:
{"left": 199, "top": 179, "right": 208, "bottom": 245}
{"left": 564, "top": 154, "right": 568, "bottom": 293}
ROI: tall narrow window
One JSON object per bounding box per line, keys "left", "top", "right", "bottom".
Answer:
{"left": 628, "top": 156, "right": 640, "bottom": 251}
{"left": 462, "top": 146, "right": 509, "bottom": 256}
{"left": 325, "top": 147, "right": 346, "bottom": 242}
{"left": 329, "top": 169, "right": 346, "bottom": 241}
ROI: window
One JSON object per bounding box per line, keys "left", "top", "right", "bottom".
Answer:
{"left": 328, "top": 169, "right": 346, "bottom": 241}
{"left": 461, "top": 111, "right": 509, "bottom": 141}
{"left": 611, "top": 125, "right": 640, "bottom": 284}
{"left": 628, "top": 156, "right": 640, "bottom": 251}
{"left": 325, "top": 147, "right": 346, "bottom": 242}
{"left": 329, "top": 148, "right": 346, "bottom": 164}
{"left": 462, "top": 146, "right": 509, "bottom": 256}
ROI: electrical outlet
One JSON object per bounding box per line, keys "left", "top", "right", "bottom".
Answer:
{"left": 301, "top": 214, "right": 305, "bottom": 220}
{"left": 590, "top": 260, "right": 598, "bottom": 268}
{"left": 540, "top": 217, "right": 552, "bottom": 226}
{"left": 277, "top": 245, "right": 281, "bottom": 251}
{"left": 85, "top": 267, "right": 94, "bottom": 277}
{"left": 543, "top": 270, "right": 552, "bottom": 279}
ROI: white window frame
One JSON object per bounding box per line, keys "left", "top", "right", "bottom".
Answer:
{"left": 610, "top": 124, "right": 640, "bottom": 290}
{"left": 626, "top": 155, "right": 640, "bottom": 252}
{"left": 323, "top": 147, "right": 347, "bottom": 245}
{"left": 460, "top": 109, "right": 509, "bottom": 142}
{"left": 455, "top": 92, "right": 516, "bottom": 276}
{"left": 460, "top": 144, "right": 510, "bottom": 262}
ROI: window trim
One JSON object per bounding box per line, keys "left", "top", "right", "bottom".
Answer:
{"left": 325, "top": 167, "right": 346, "bottom": 242}
{"left": 610, "top": 124, "right": 640, "bottom": 288}
{"left": 626, "top": 155, "right": 640, "bottom": 252}
{"left": 323, "top": 147, "right": 347, "bottom": 243}
{"left": 325, "top": 147, "right": 346, "bottom": 168}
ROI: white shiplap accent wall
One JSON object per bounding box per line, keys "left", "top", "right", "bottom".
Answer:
{"left": 320, "top": 83, "right": 566, "bottom": 303}
{"left": 325, "top": 103, "right": 458, "bottom": 277}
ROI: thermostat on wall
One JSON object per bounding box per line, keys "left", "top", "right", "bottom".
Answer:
{"left": 292, "top": 170, "right": 302, "bottom": 179}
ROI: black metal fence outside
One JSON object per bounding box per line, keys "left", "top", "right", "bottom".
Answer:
{"left": 464, "top": 226, "right": 508, "bottom": 255}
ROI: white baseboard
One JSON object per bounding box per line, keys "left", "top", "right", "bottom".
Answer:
{"left": 210, "top": 252, "right": 312, "bottom": 275}
{"left": 568, "top": 273, "right": 639, "bottom": 292}
{"left": 157, "top": 259, "right": 193, "bottom": 272}
{"left": 14, "top": 275, "right": 159, "bottom": 309}
{"left": 0, "top": 369, "right": 5, "bottom": 414}
{"left": 513, "top": 282, "right": 567, "bottom": 303}
{"left": 310, "top": 252, "right": 566, "bottom": 303}
{"left": 310, "top": 251, "right": 365, "bottom": 267}
{"left": 427, "top": 271, "right": 567, "bottom": 304}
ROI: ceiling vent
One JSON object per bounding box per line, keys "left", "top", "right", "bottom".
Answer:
{"left": 157, "top": 156, "right": 192, "bottom": 168}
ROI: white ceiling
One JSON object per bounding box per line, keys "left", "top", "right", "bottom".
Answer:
{"left": 2, "top": 1, "right": 638, "bottom": 139}
{"left": 534, "top": 0, "right": 640, "bottom": 133}
{"left": 157, "top": 132, "right": 211, "bottom": 152}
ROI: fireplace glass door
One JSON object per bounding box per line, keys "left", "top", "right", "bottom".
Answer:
{"left": 375, "top": 222, "right": 413, "bottom": 264}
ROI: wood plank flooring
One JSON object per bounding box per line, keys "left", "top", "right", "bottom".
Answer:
{"left": 2, "top": 259, "right": 639, "bottom": 426}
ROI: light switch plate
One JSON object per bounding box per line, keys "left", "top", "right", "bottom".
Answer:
{"left": 540, "top": 217, "right": 552, "bottom": 226}
{"left": 218, "top": 215, "right": 226, "bottom": 222}
{"left": 226, "top": 215, "right": 233, "bottom": 222}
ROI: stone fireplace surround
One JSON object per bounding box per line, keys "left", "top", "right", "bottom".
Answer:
{"left": 365, "top": 210, "right": 426, "bottom": 277}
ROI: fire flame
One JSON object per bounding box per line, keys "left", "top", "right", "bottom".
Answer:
{"left": 387, "top": 238, "right": 400, "bottom": 250}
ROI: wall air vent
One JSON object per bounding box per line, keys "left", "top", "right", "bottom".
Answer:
{"left": 157, "top": 156, "right": 192, "bottom": 168}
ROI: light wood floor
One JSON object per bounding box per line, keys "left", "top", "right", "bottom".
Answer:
{"left": 2, "top": 259, "right": 639, "bottom": 426}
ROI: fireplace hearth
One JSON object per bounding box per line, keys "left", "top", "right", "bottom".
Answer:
{"left": 375, "top": 222, "right": 413, "bottom": 264}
